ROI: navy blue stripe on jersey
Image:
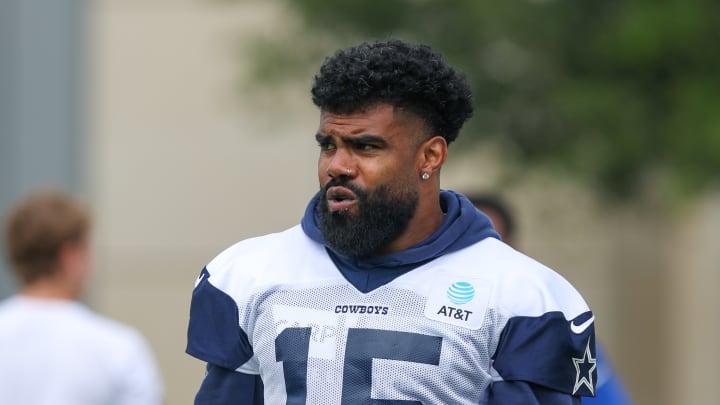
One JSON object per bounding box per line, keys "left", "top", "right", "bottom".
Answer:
{"left": 492, "top": 311, "right": 596, "bottom": 397}
{"left": 342, "top": 329, "right": 443, "bottom": 404}
{"left": 487, "top": 381, "right": 582, "bottom": 405}
{"left": 195, "top": 364, "right": 264, "bottom": 405}
{"left": 275, "top": 327, "right": 312, "bottom": 404}
{"left": 301, "top": 190, "right": 499, "bottom": 293}
{"left": 187, "top": 267, "right": 254, "bottom": 370}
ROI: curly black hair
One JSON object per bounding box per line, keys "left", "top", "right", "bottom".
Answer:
{"left": 311, "top": 39, "right": 474, "bottom": 144}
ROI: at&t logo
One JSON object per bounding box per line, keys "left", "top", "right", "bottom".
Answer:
{"left": 447, "top": 281, "right": 475, "bottom": 304}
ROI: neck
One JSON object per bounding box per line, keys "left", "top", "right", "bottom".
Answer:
{"left": 20, "top": 278, "right": 79, "bottom": 301}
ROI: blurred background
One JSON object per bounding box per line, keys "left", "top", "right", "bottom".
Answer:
{"left": 1, "top": 0, "right": 718, "bottom": 403}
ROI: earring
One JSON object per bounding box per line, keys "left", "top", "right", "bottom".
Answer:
{"left": 421, "top": 172, "right": 430, "bottom": 180}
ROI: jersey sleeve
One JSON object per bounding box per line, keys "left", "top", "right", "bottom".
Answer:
{"left": 187, "top": 266, "right": 265, "bottom": 403}
{"left": 491, "top": 310, "right": 596, "bottom": 398}
{"left": 195, "top": 364, "right": 264, "bottom": 405}
{"left": 486, "top": 247, "right": 598, "bottom": 401}
{"left": 186, "top": 267, "right": 255, "bottom": 370}
{"left": 486, "top": 380, "right": 582, "bottom": 405}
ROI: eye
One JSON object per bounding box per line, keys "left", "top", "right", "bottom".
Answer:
{"left": 318, "top": 141, "right": 336, "bottom": 151}
{"left": 357, "top": 143, "right": 378, "bottom": 151}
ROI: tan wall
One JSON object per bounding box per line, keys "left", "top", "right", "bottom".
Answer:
{"left": 666, "top": 193, "right": 720, "bottom": 405}
{"left": 88, "top": 2, "right": 719, "bottom": 404}
{"left": 89, "top": 2, "right": 319, "bottom": 403}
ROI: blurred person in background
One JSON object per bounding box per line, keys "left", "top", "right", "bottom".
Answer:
{"left": 469, "top": 192, "right": 634, "bottom": 405}
{"left": 187, "top": 39, "right": 597, "bottom": 404}
{"left": 0, "top": 190, "right": 164, "bottom": 405}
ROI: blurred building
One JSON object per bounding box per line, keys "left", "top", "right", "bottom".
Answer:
{"left": 1, "top": 1, "right": 718, "bottom": 404}
{"left": 0, "top": 0, "right": 86, "bottom": 296}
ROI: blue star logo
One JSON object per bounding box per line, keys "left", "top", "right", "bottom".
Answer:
{"left": 572, "top": 338, "right": 597, "bottom": 395}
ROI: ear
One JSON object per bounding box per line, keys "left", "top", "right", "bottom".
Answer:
{"left": 417, "top": 135, "right": 447, "bottom": 177}
{"left": 57, "top": 240, "right": 88, "bottom": 278}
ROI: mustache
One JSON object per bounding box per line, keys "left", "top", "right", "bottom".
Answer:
{"left": 321, "top": 178, "right": 367, "bottom": 199}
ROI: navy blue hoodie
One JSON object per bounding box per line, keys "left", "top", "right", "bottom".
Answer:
{"left": 301, "top": 189, "right": 499, "bottom": 292}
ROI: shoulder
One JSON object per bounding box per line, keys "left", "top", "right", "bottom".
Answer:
{"left": 453, "top": 238, "right": 590, "bottom": 319}
{"left": 80, "top": 311, "right": 165, "bottom": 401}
{"left": 0, "top": 297, "right": 19, "bottom": 319}
{"left": 200, "top": 225, "right": 327, "bottom": 295}
{"left": 80, "top": 308, "right": 163, "bottom": 386}
{"left": 208, "top": 225, "right": 313, "bottom": 272}
{"left": 458, "top": 240, "right": 597, "bottom": 398}
{"left": 73, "top": 305, "right": 153, "bottom": 354}
{"left": 0, "top": 297, "right": 151, "bottom": 349}
{"left": 187, "top": 225, "right": 323, "bottom": 369}
{"left": 0, "top": 298, "right": 25, "bottom": 334}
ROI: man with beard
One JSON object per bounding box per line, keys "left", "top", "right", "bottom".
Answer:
{"left": 187, "top": 39, "right": 597, "bottom": 404}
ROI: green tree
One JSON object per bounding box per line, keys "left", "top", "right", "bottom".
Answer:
{"left": 251, "top": 0, "right": 720, "bottom": 198}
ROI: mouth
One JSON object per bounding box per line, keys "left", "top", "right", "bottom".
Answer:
{"left": 325, "top": 186, "right": 358, "bottom": 212}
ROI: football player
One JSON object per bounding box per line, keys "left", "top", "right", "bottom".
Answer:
{"left": 187, "top": 39, "right": 597, "bottom": 404}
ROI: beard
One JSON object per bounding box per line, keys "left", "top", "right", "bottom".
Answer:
{"left": 318, "top": 178, "right": 419, "bottom": 259}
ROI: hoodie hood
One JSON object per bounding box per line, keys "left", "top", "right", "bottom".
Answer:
{"left": 301, "top": 189, "right": 499, "bottom": 292}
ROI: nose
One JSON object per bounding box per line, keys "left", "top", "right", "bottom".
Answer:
{"left": 325, "top": 149, "right": 355, "bottom": 179}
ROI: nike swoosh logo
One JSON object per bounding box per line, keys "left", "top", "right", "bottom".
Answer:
{"left": 570, "top": 316, "right": 595, "bottom": 334}
{"left": 195, "top": 272, "right": 206, "bottom": 287}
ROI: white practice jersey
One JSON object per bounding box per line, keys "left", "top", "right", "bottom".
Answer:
{"left": 187, "top": 225, "right": 595, "bottom": 404}
{"left": 0, "top": 296, "right": 164, "bottom": 405}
